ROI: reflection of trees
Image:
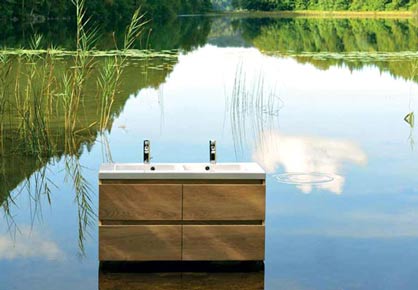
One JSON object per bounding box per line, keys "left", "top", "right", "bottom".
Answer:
{"left": 235, "top": 17, "right": 418, "bottom": 82}
{"left": 0, "top": 16, "right": 213, "bottom": 52}
{"left": 0, "top": 9, "right": 214, "bottom": 250}
{"left": 0, "top": 55, "right": 178, "bottom": 254}
{"left": 142, "top": 16, "right": 212, "bottom": 51}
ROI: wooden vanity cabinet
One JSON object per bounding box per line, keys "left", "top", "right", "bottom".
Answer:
{"left": 99, "top": 179, "right": 265, "bottom": 261}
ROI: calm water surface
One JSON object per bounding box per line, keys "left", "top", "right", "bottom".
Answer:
{"left": 1, "top": 16, "right": 418, "bottom": 290}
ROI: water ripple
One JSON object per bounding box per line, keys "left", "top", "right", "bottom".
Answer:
{"left": 274, "top": 172, "right": 336, "bottom": 185}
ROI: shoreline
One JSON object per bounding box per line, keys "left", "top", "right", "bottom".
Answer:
{"left": 204, "top": 10, "right": 416, "bottom": 19}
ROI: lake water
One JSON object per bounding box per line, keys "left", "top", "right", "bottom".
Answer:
{"left": 1, "top": 16, "right": 418, "bottom": 290}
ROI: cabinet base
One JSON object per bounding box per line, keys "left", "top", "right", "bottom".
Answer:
{"left": 100, "top": 260, "right": 265, "bottom": 272}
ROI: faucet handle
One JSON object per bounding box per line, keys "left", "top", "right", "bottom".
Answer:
{"left": 209, "top": 140, "right": 216, "bottom": 164}
{"left": 144, "top": 139, "right": 150, "bottom": 151}
{"left": 143, "top": 140, "right": 150, "bottom": 163}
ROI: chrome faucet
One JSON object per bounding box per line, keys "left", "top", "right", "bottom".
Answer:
{"left": 209, "top": 140, "right": 216, "bottom": 164}
{"left": 143, "top": 140, "right": 150, "bottom": 164}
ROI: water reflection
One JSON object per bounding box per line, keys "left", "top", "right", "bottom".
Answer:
{"left": 0, "top": 227, "right": 64, "bottom": 260}
{"left": 236, "top": 18, "right": 418, "bottom": 78}
{"left": 253, "top": 131, "right": 367, "bottom": 194}
{"left": 99, "top": 263, "right": 264, "bottom": 290}
{"left": 0, "top": 16, "right": 212, "bottom": 52}
{"left": 1, "top": 14, "right": 418, "bottom": 290}
{"left": 227, "top": 63, "right": 282, "bottom": 158}
{"left": 0, "top": 53, "right": 179, "bottom": 254}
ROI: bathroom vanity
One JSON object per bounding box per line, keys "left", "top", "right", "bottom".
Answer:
{"left": 98, "top": 163, "right": 266, "bottom": 261}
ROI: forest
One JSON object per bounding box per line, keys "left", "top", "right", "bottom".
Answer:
{"left": 230, "top": 0, "right": 417, "bottom": 11}
{"left": 0, "top": 0, "right": 212, "bottom": 23}
{"left": 2, "top": 0, "right": 417, "bottom": 20}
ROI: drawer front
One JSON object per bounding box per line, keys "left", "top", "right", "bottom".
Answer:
{"left": 99, "top": 271, "right": 264, "bottom": 290}
{"left": 182, "top": 225, "right": 265, "bottom": 261}
{"left": 183, "top": 184, "right": 265, "bottom": 221}
{"left": 99, "top": 225, "right": 181, "bottom": 261}
{"left": 99, "top": 184, "right": 182, "bottom": 220}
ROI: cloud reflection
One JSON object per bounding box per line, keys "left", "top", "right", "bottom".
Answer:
{"left": 253, "top": 131, "right": 367, "bottom": 194}
{"left": 0, "top": 227, "right": 64, "bottom": 260}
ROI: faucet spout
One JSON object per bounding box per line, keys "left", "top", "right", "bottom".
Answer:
{"left": 209, "top": 140, "right": 216, "bottom": 164}
{"left": 143, "top": 140, "right": 150, "bottom": 164}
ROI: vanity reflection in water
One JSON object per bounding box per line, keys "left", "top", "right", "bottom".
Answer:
{"left": 99, "top": 162, "right": 266, "bottom": 261}
{"left": 99, "top": 262, "right": 265, "bottom": 290}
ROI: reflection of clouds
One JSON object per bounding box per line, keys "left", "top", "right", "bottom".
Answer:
{"left": 0, "top": 228, "right": 64, "bottom": 260}
{"left": 271, "top": 210, "right": 418, "bottom": 238}
{"left": 253, "top": 131, "right": 367, "bottom": 194}
{"left": 289, "top": 174, "right": 345, "bottom": 195}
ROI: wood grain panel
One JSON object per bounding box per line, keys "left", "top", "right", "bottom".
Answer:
{"left": 100, "top": 179, "right": 264, "bottom": 184}
{"left": 182, "top": 225, "right": 265, "bottom": 261}
{"left": 183, "top": 184, "right": 265, "bottom": 221}
{"left": 99, "top": 225, "right": 181, "bottom": 261}
{"left": 101, "top": 220, "right": 263, "bottom": 225}
{"left": 99, "top": 271, "right": 264, "bottom": 290}
{"left": 99, "top": 184, "right": 182, "bottom": 220}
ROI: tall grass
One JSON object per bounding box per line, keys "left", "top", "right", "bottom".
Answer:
{"left": 0, "top": 0, "right": 148, "bottom": 256}
{"left": 10, "top": 34, "right": 58, "bottom": 159}
{"left": 0, "top": 55, "right": 12, "bottom": 154}
{"left": 98, "top": 7, "right": 147, "bottom": 131}
{"left": 64, "top": 155, "right": 94, "bottom": 255}
{"left": 65, "top": 0, "right": 98, "bottom": 136}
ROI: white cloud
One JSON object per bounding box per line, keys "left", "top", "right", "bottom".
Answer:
{"left": 253, "top": 131, "right": 367, "bottom": 194}
{"left": 0, "top": 227, "right": 64, "bottom": 261}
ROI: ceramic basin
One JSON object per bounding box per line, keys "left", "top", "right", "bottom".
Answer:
{"left": 115, "top": 164, "right": 147, "bottom": 171}
{"left": 99, "top": 162, "right": 265, "bottom": 180}
{"left": 182, "top": 163, "right": 249, "bottom": 172}
{"left": 112, "top": 163, "right": 182, "bottom": 172}
{"left": 212, "top": 164, "right": 245, "bottom": 171}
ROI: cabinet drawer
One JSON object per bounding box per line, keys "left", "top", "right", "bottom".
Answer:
{"left": 183, "top": 184, "right": 265, "bottom": 221}
{"left": 182, "top": 225, "right": 265, "bottom": 261}
{"left": 99, "top": 225, "right": 181, "bottom": 261}
{"left": 99, "top": 184, "right": 182, "bottom": 220}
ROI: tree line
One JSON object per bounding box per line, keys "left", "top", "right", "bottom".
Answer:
{"left": 231, "top": 0, "right": 418, "bottom": 11}
{"left": 1, "top": 0, "right": 416, "bottom": 21}
{"left": 235, "top": 17, "right": 418, "bottom": 81}
{"left": 212, "top": 0, "right": 234, "bottom": 10}
{"left": 0, "top": 0, "right": 212, "bottom": 23}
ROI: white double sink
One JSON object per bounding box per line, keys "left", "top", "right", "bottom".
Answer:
{"left": 99, "top": 162, "right": 265, "bottom": 180}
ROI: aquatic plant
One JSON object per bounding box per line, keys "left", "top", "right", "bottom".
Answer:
{"left": 404, "top": 112, "right": 415, "bottom": 128}
{"left": 227, "top": 62, "right": 283, "bottom": 158}
{"left": 405, "top": 60, "right": 418, "bottom": 150}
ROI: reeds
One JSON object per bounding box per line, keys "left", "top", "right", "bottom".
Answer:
{"left": 0, "top": 54, "right": 12, "bottom": 153}
{"left": 64, "top": 155, "right": 95, "bottom": 255}
{"left": 10, "top": 34, "right": 57, "bottom": 159}
{"left": 227, "top": 62, "right": 283, "bottom": 158}
{"left": 0, "top": 0, "right": 148, "bottom": 256}
{"left": 98, "top": 7, "right": 147, "bottom": 131}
